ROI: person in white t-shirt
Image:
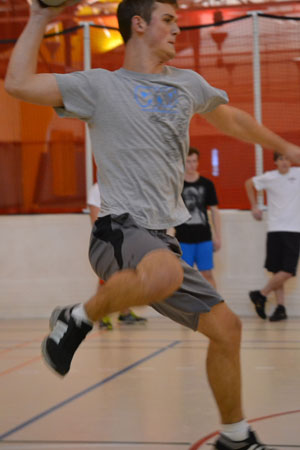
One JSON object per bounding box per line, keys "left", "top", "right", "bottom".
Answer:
{"left": 245, "top": 152, "right": 300, "bottom": 321}
{"left": 87, "top": 183, "right": 147, "bottom": 328}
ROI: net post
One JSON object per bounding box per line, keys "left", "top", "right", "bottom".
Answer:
{"left": 80, "top": 21, "right": 94, "bottom": 203}
{"left": 248, "top": 11, "right": 264, "bottom": 208}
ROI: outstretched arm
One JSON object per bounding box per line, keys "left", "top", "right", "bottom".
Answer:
{"left": 203, "top": 105, "right": 300, "bottom": 164}
{"left": 245, "top": 178, "right": 263, "bottom": 221}
{"left": 4, "top": 0, "right": 69, "bottom": 106}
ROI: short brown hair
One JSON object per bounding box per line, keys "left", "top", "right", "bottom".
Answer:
{"left": 273, "top": 151, "right": 282, "bottom": 161}
{"left": 117, "top": 0, "right": 178, "bottom": 44}
{"left": 188, "top": 147, "right": 200, "bottom": 158}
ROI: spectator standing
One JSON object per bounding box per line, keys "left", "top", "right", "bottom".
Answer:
{"left": 245, "top": 152, "right": 300, "bottom": 321}
{"left": 175, "top": 147, "right": 221, "bottom": 288}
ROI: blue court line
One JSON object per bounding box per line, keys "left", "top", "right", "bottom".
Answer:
{"left": 1, "top": 440, "right": 191, "bottom": 446}
{"left": 0, "top": 340, "right": 180, "bottom": 441}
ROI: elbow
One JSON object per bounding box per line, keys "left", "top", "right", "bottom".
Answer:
{"left": 4, "top": 77, "right": 13, "bottom": 95}
{"left": 4, "top": 72, "right": 28, "bottom": 100}
{"left": 4, "top": 76, "right": 21, "bottom": 99}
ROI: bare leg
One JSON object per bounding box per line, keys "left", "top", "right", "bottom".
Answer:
{"left": 85, "top": 249, "right": 184, "bottom": 322}
{"left": 97, "top": 282, "right": 142, "bottom": 317}
{"left": 198, "top": 302, "right": 243, "bottom": 424}
{"left": 260, "top": 270, "right": 292, "bottom": 297}
{"left": 201, "top": 269, "right": 217, "bottom": 289}
{"left": 274, "top": 285, "right": 285, "bottom": 306}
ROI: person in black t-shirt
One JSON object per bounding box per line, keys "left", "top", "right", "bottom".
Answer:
{"left": 175, "top": 147, "right": 221, "bottom": 288}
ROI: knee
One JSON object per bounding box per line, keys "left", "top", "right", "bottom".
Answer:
{"left": 212, "top": 310, "right": 242, "bottom": 350}
{"left": 137, "top": 249, "right": 184, "bottom": 301}
{"left": 228, "top": 313, "right": 242, "bottom": 341}
{"left": 151, "top": 251, "right": 184, "bottom": 296}
{"left": 278, "top": 270, "right": 293, "bottom": 282}
{"left": 223, "top": 313, "right": 242, "bottom": 350}
{"left": 164, "top": 251, "right": 184, "bottom": 290}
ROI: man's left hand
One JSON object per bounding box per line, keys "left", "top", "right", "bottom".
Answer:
{"left": 213, "top": 237, "right": 221, "bottom": 252}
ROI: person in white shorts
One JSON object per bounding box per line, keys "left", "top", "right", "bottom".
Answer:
{"left": 245, "top": 152, "right": 300, "bottom": 322}
{"left": 5, "top": 0, "right": 300, "bottom": 448}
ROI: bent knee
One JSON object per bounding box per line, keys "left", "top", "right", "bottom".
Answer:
{"left": 228, "top": 312, "right": 242, "bottom": 338}
{"left": 137, "top": 249, "right": 184, "bottom": 301}
{"left": 199, "top": 304, "right": 242, "bottom": 347}
{"left": 220, "top": 312, "right": 242, "bottom": 348}
{"left": 163, "top": 251, "right": 184, "bottom": 289}
{"left": 218, "top": 311, "right": 241, "bottom": 346}
{"left": 153, "top": 250, "right": 184, "bottom": 293}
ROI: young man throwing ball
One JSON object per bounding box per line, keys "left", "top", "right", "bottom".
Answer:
{"left": 5, "top": 0, "right": 300, "bottom": 448}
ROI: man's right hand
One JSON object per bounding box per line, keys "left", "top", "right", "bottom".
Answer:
{"left": 251, "top": 206, "right": 263, "bottom": 221}
{"left": 30, "top": 0, "right": 73, "bottom": 22}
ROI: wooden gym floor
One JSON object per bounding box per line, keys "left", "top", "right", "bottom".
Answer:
{"left": 0, "top": 312, "right": 300, "bottom": 450}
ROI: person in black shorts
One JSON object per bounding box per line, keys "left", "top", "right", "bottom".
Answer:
{"left": 5, "top": 0, "right": 300, "bottom": 448}
{"left": 245, "top": 152, "right": 300, "bottom": 321}
{"left": 175, "top": 147, "right": 221, "bottom": 288}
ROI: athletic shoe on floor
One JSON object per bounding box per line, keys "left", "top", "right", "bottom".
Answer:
{"left": 249, "top": 290, "right": 267, "bottom": 319}
{"left": 99, "top": 316, "right": 113, "bottom": 330}
{"left": 41, "top": 305, "right": 92, "bottom": 376}
{"left": 118, "top": 310, "right": 148, "bottom": 324}
{"left": 215, "top": 428, "right": 275, "bottom": 449}
{"left": 269, "top": 305, "right": 287, "bottom": 322}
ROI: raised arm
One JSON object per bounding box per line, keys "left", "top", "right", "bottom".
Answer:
{"left": 245, "top": 178, "right": 263, "bottom": 221}
{"left": 203, "top": 104, "right": 300, "bottom": 164}
{"left": 4, "top": 0, "right": 67, "bottom": 106}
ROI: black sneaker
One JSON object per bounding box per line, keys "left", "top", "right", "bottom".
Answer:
{"left": 269, "top": 305, "right": 287, "bottom": 322}
{"left": 118, "top": 310, "right": 148, "bottom": 325}
{"left": 41, "top": 305, "right": 92, "bottom": 376}
{"left": 249, "top": 290, "right": 267, "bottom": 319}
{"left": 215, "top": 428, "right": 275, "bottom": 449}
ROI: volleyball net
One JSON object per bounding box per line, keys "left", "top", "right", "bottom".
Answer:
{"left": 0, "top": 13, "right": 299, "bottom": 213}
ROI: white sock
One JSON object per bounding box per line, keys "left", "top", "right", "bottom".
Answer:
{"left": 221, "top": 420, "right": 250, "bottom": 441}
{"left": 71, "top": 304, "right": 93, "bottom": 326}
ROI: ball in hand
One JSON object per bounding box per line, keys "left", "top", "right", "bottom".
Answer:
{"left": 38, "top": 0, "right": 80, "bottom": 7}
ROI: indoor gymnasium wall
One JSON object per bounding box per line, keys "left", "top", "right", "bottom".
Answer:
{"left": 0, "top": 211, "right": 299, "bottom": 319}
{"left": 1, "top": 7, "right": 300, "bottom": 319}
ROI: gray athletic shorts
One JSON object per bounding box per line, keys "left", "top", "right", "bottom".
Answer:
{"left": 89, "top": 213, "right": 224, "bottom": 331}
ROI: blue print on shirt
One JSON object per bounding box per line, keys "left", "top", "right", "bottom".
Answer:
{"left": 134, "top": 85, "right": 178, "bottom": 113}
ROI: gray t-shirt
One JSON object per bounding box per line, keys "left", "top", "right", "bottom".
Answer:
{"left": 55, "top": 66, "right": 228, "bottom": 229}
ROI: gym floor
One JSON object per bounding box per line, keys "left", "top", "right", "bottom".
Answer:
{"left": 0, "top": 312, "right": 299, "bottom": 449}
